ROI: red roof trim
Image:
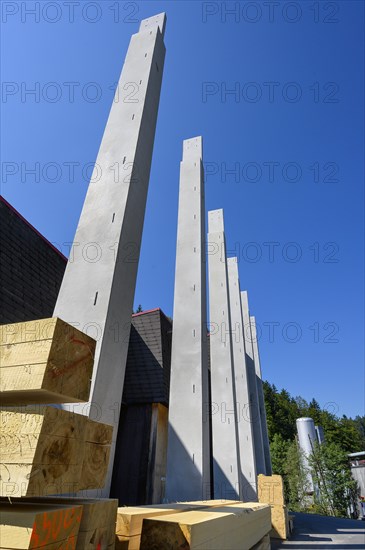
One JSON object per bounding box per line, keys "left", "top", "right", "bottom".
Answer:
{"left": 0, "top": 196, "right": 68, "bottom": 262}
{"left": 132, "top": 307, "right": 161, "bottom": 317}
{"left": 132, "top": 307, "right": 172, "bottom": 324}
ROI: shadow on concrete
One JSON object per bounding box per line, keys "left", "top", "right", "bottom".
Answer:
{"left": 213, "top": 457, "right": 258, "bottom": 502}
{"left": 165, "top": 423, "right": 211, "bottom": 502}
{"left": 166, "top": 425, "right": 258, "bottom": 502}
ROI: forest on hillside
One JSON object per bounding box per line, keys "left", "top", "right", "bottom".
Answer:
{"left": 263, "top": 382, "right": 365, "bottom": 517}
{"left": 263, "top": 381, "right": 365, "bottom": 453}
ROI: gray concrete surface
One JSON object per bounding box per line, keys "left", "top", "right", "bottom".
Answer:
{"left": 53, "top": 13, "right": 166, "bottom": 496}
{"left": 251, "top": 315, "right": 272, "bottom": 476}
{"left": 165, "top": 137, "right": 211, "bottom": 501}
{"left": 227, "top": 257, "right": 257, "bottom": 501}
{"left": 271, "top": 512, "right": 365, "bottom": 549}
{"left": 350, "top": 454, "right": 365, "bottom": 518}
{"left": 241, "top": 291, "right": 266, "bottom": 475}
{"left": 208, "top": 209, "right": 240, "bottom": 499}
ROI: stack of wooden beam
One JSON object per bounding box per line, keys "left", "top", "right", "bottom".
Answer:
{"left": 0, "top": 318, "right": 118, "bottom": 549}
{"left": 116, "top": 500, "right": 271, "bottom": 550}
{"left": 258, "top": 474, "right": 290, "bottom": 540}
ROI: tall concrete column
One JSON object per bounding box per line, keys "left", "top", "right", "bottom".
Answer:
{"left": 165, "top": 137, "right": 210, "bottom": 502}
{"left": 240, "top": 291, "right": 266, "bottom": 475}
{"left": 250, "top": 315, "right": 272, "bottom": 476}
{"left": 227, "top": 258, "right": 257, "bottom": 500}
{"left": 53, "top": 13, "right": 166, "bottom": 496}
{"left": 208, "top": 209, "right": 240, "bottom": 499}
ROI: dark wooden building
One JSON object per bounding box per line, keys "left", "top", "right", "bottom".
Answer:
{"left": 111, "top": 308, "right": 172, "bottom": 504}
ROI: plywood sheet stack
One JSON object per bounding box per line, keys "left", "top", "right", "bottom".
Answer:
{"left": 0, "top": 318, "right": 118, "bottom": 549}
{"left": 258, "top": 474, "right": 290, "bottom": 540}
{"left": 116, "top": 501, "right": 271, "bottom": 550}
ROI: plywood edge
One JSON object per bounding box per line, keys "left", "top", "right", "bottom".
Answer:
{"left": 0, "top": 388, "right": 89, "bottom": 405}
{"left": 0, "top": 497, "right": 118, "bottom": 530}
{"left": 140, "top": 503, "right": 269, "bottom": 526}
{"left": 0, "top": 318, "right": 57, "bottom": 346}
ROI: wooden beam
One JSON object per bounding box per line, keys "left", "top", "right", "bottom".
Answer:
{"left": 146, "top": 403, "right": 168, "bottom": 504}
{"left": 0, "top": 318, "right": 95, "bottom": 405}
{"left": 270, "top": 504, "right": 289, "bottom": 540}
{"left": 79, "top": 419, "right": 114, "bottom": 491}
{"left": 139, "top": 503, "right": 271, "bottom": 550}
{"left": 0, "top": 502, "right": 82, "bottom": 549}
{"left": 0, "top": 406, "right": 112, "bottom": 497}
{"left": 116, "top": 500, "right": 240, "bottom": 539}
{"left": 258, "top": 474, "right": 285, "bottom": 505}
{"left": 1, "top": 497, "right": 118, "bottom": 550}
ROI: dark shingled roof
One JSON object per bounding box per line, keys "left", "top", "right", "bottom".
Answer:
{"left": 0, "top": 196, "right": 67, "bottom": 324}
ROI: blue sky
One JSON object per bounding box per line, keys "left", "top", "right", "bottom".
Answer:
{"left": 1, "top": 1, "right": 364, "bottom": 419}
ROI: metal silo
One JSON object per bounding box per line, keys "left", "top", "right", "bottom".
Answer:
{"left": 297, "top": 417, "right": 317, "bottom": 456}
{"left": 315, "top": 425, "right": 325, "bottom": 445}
{"left": 296, "top": 417, "right": 317, "bottom": 492}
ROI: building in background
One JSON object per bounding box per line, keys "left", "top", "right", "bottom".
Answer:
{"left": 349, "top": 451, "right": 365, "bottom": 519}
{"left": 111, "top": 308, "right": 172, "bottom": 505}
{"left": 315, "top": 425, "right": 325, "bottom": 445}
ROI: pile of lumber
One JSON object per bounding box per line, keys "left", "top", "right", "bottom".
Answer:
{"left": 1, "top": 318, "right": 95, "bottom": 404}
{"left": 0, "top": 318, "right": 118, "bottom": 549}
{"left": 116, "top": 500, "right": 271, "bottom": 550}
{"left": 258, "top": 474, "right": 290, "bottom": 540}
